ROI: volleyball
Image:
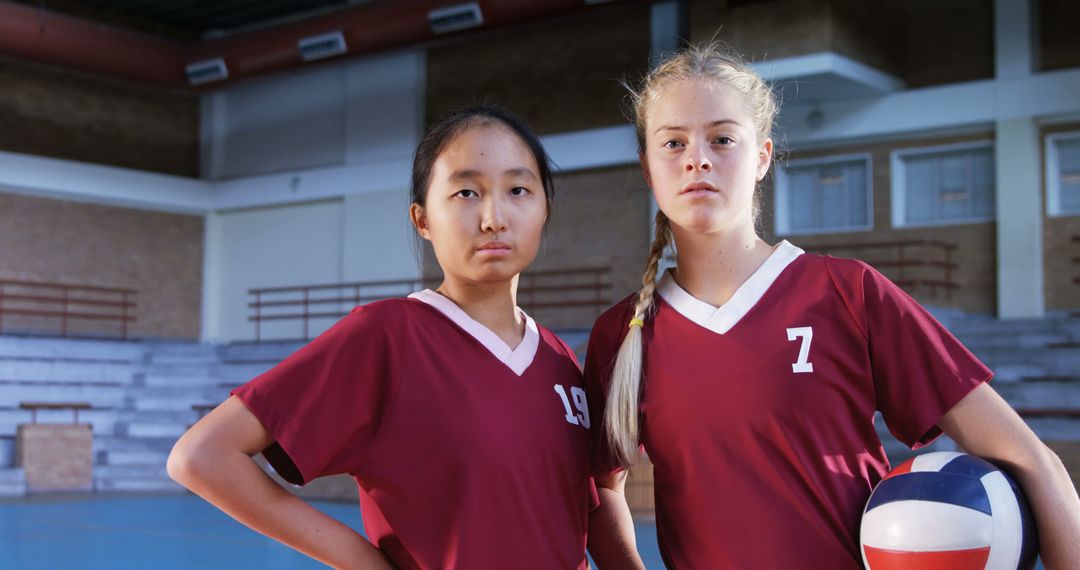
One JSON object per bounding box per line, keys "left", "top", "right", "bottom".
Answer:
{"left": 860, "top": 451, "right": 1038, "bottom": 569}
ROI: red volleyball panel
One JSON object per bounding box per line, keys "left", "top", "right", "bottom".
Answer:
{"left": 881, "top": 459, "right": 914, "bottom": 481}
{"left": 864, "top": 546, "right": 991, "bottom": 570}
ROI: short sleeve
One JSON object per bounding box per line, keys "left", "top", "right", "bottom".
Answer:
{"left": 231, "top": 304, "right": 398, "bottom": 485}
{"left": 830, "top": 258, "right": 993, "bottom": 449}
{"left": 583, "top": 298, "right": 636, "bottom": 476}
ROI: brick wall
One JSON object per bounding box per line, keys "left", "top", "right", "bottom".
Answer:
{"left": 0, "top": 58, "right": 199, "bottom": 177}
{"left": 0, "top": 192, "right": 204, "bottom": 339}
{"left": 1039, "top": 0, "right": 1080, "bottom": 72}
{"left": 690, "top": 0, "right": 833, "bottom": 62}
{"left": 425, "top": 4, "right": 651, "bottom": 135}
{"left": 689, "top": 0, "right": 993, "bottom": 89}
{"left": 894, "top": 0, "right": 994, "bottom": 88}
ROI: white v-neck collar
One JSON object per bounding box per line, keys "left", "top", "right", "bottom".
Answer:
{"left": 656, "top": 240, "right": 804, "bottom": 335}
{"left": 408, "top": 289, "right": 540, "bottom": 376}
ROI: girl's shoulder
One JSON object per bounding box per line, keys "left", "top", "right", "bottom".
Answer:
{"left": 337, "top": 297, "right": 436, "bottom": 335}
{"left": 793, "top": 251, "right": 879, "bottom": 286}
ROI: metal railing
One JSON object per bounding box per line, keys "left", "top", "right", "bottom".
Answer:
{"left": 804, "top": 239, "right": 959, "bottom": 300}
{"left": 0, "top": 279, "right": 136, "bottom": 339}
{"left": 248, "top": 267, "right": 612, "bottom": 342}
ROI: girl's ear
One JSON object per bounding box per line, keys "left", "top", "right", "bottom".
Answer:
{"left": 756, "top": 138, "right": 774, "bottom": 181}
{"left": 409, "top": 203, "right": 432, "bottom": 240}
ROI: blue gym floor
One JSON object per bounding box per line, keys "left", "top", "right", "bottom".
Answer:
{"left": 1, "top": 494, "right": 664, "bottom": 569}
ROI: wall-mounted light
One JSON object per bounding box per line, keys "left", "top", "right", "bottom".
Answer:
{"left": 429, "top": 2, "right": 484, "bottom": 34}
{"left": 186, "top": 58, "right": 229, "bottom": 86}
{"left": 298, "top": 31, "right": 348, "bottom": 62}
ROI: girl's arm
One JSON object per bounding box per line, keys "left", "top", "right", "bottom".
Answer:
{"left": 587, "top": 470, "right": 646, "bottom": 569}
{"left": 167, "top": 396, "right": 393, "bottom": 570}
{"left": 938, "top": 383, "right": 1080, "bottom": 568}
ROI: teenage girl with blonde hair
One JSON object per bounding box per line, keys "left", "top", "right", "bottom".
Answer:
{"left": 584, "top": 43, "right": 1080, "bottom": 569}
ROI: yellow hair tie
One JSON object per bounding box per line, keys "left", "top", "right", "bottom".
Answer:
{"left": 628, "top": 318, "right": 645, "bottom": 328}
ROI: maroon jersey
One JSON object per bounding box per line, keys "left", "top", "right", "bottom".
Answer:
{"left": 233, "top": 289, "right": 593, "bottom": 569}
{"left": 584, "top": 241, "right": 992, "bottom": 569}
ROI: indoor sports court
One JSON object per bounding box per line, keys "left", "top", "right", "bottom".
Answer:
{"left": 1, "top": 0, "right": 1077, "bottom": 567}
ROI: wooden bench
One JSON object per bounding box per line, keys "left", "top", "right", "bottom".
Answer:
{"left": 19, "top": 402, "right": 92, "bottom": 424}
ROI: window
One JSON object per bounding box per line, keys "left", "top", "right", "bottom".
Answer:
{"left": 775, "top": 154, "right": 872, "bottom": 235}
{"left": 1047, "top": 132, "right": 1080, "bottom": 216}
{"left": 891, "top": 142, "right": 995, "bottom": 227}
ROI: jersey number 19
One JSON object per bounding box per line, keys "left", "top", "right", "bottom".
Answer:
{"left": 554, "top": 385, "right": 590, "bottom": 429}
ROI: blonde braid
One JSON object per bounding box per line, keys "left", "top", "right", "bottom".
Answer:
{"left": 604, "top": 211, "right": 673, "bottom": 467}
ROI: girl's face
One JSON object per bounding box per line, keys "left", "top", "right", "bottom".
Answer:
{"left": 411, "top": 123, "right": 547, "bottom": 286}
{"left": 641, "top": 79, "right": 772, "bottom": 236}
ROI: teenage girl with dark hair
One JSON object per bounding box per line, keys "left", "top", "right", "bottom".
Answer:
{"left": 170, "top": 106, "right": 597, "bottom": 569}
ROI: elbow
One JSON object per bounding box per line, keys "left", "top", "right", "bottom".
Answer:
{"left": 166, "top": 439, "right": 190, "bottom": 486}
{"left": 1035, "top": 442, "right": 1069, "bottom": 477}
{"left": 167, "top": 433, "right": 204, "bottom": 489}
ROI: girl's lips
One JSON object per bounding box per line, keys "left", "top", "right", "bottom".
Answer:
{"left": 476, "top": 241, "right": 512, "bottom": 255}
{"left": 681, "top": 182, "right": 718, "bottom": 194}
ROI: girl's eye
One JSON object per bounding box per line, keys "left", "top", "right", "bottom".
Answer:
{"left": 662, "top": 140, "right": 684, "bottom": 149}
{"left": 510, "top": 186, "right": 529, "bottom": 196}
{"left": 456, "top": 189, "right": 478, "bottom": 198}
{"left": 714, "top": 136, "right": 734, "bottom": 145}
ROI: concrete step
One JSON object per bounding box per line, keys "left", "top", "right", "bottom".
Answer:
{"left": 955, "top": 332, "right": 1070, "bottom": 351}
{"left": 94, "top": 464, "right": 177, "bottom": 490}
{"left": 1024, "top": 417, "right": 1080, "bottom": 441}
{"left": 143, "top": 342, "right": 218, "bottom": 356}
{"left": 987, "top": 363, "right": 1050, "bottom": 383}
{"left": 220, "top": 341, "right": 305, "bottom": 363}
{"left": 0, "top": 335, "right": 145, "bottom": 362}
{"left": 995, "top": 380, "right": 1080, "bottom": 408}
{"left": 147, "top": 354, "right": 219, "bottom": 367}
{"left": 94, "top": 477, "right": 185, "bottom": 493}
{"left": 979, "top": 347, "right": 1080, "bottom": 378}
{"left": 117, "top": 409, "right": 195, "bottom": 423}
{"left": 943, "top": 316, "right": 1074, "bottom": 337}
{"left": 104, "top": 449, "right": 170, "bottom": 467}
{"left": 0, "top": 381, "right": 126, "bottom": 408}
{"left": 122, "top": 421, "right": 188, "bottom": 439}
{"left": 94, "top": 436, "right": 178, "bottom": 461}
{"left": 142, "top": 372, "right": 220, "bottom": 388}
{"left": 219, "top": 361, "right": 277, "bottom": 384}
{"left": 0, "top": 435, "right": 13, "bottom": 468}
{"left": 0, "top": 468, "right": 26, "bottom": 497}
{"left": 131, "top": 393, "right": 228, "bottom": 412}
{"left": 0, "top": 409, "right": 118, "bottom": 437}
{"left": 0, "top": 360, "right": 140, "bottom": 383}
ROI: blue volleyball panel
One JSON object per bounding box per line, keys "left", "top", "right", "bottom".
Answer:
{"left": 865, "top": 472, "right": 992, "bottom": 515}
{"left": 938, "top": 454, "right": 999, "bottom": 479}
{"left": 1008, "top": 471, "right": 1040, "bottom": 570}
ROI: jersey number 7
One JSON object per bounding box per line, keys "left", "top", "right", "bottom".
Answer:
{"left": 786, "top": 326, "right": 814, "bottom": 374}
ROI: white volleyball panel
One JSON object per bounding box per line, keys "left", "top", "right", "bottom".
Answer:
{"left": 910, "top": 451, "right": 965, "bottom": 473}
{"left": 981, "top": 471, "right": 1024, "bottom": 570}
{"left": 861, "top": 500, "right": 993, "bottom": 551}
